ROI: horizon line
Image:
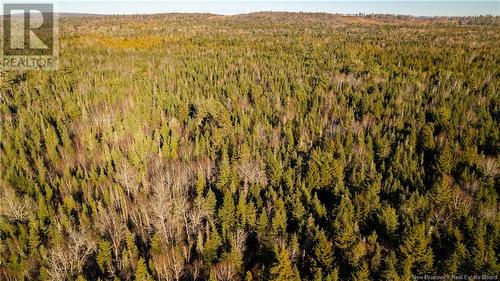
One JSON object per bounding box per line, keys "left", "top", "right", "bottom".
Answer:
{"left": 2, "top": 11, "right": 499, "bottom": 18}
{"left": 1, "top": 1, "right": 498, "bottom": 17}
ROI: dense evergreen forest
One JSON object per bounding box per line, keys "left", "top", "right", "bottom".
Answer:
{"left": 0, "top": 13, "right": 499, "bottom": 280}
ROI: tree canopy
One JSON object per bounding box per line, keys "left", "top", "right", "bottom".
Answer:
{"left": 0, "top": 12, "right": 499, "bottom": 281}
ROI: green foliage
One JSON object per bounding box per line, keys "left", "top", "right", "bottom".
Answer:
{"left": 216, "top": 148, "right": 232, "bottom": 191}
{"left": 270, "top": 246, "right": 300, "bottom": 281}
{"left": 333, "top": 195, "right": 358, "bottom": 249}
{"left": 352, "top": 262, "right": 370, "bottom": 281}
{"left": 381, "top": 251, "right": 400, "bottom": 281}
{"left": 437, "top": 142, "right": 455, "bottom": 175}
{"left": 378, "top": 203, "right": 399, "bottom": 236}
{"left": 203, "top": 223, "right": 222, "bottom": 264}
{"left": 399, "top": 224, "right": 434, "bottom": 274}
{"left": 28, "top": 216, "right": 40, "bottom": 252}
{"left": 219, "top": 192, "right": 236, "bottom": 238}
{"left": 97, "top": 240, "right": 113, "bottom": 274}
{"left": 0, "top": 12, "right": 498, "bottom": 281}
{"left": 314, "top": 230, "right": 334, "bottom": 270}
{"left": 134, "top": 258, "right": 153, "bottom": 281}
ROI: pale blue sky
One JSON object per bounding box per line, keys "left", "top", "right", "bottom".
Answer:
{"left": 3, "top": 1, "right": 500, "bottom": 16}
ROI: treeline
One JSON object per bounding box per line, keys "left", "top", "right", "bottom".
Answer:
{"left": 0, "top": 13, "right": 499, "bottom": 280}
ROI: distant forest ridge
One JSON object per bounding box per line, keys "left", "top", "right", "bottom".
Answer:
{"left": 1, "top": 11, "right": 499, "bottom": 21}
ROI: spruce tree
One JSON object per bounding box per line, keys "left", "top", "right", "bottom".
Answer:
{"left": 333, "top": 195, "right": 358, "bottom": 249}
{"left": 270, "top": 246, "right": 300, "bottom": 281}
{"left": 134, "top": 258, "right": 153, "bottom": 281}
{"left": 399, "top": 224, "right": 434, "bottom": 274}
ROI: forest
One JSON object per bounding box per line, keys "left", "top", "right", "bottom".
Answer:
{"left": 0, "top": 12, "right": 499, "bottom": 280}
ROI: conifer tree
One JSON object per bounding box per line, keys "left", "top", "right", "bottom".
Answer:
{"left": 333, "top": 195, "right": 358, "bottom": 249}
{"left": 97, "top": 239, "right": 113, "bottom": 275}
{"left": 314, "top": 229, "right": 334, "bottom": 271}
{"left": 219, "top": 192, "right": 236, "bottom": 239}
{"left": 433, "top": 176, "right": 453, "bottom": 207}
{"left": 352, "top": 262, "right": 370, "bottom": 281}
{"left": 0, "top": 12, "right": 497, "bottom": 281}
{"left": 399, "top": 224, "right": 434, "bottom": 274}
{"left": 381, "top": 251, "right": 400, "bottom": 281}
{"left": 271, "top": 198, "right": 287, "bottom": 237}
{"left": 437, "top": 142, "right": 454, "bottom": 175}
{"left": 28, "top": 215, "right": 40, "bottom": 252}
{"left": 216, "top": 148, "right": 231, "bottom": 191}
{"left": 377, "top": 204, "right": 398, "bottom": 237}
{"left": 134, "top": 258, "right": 153, "bottom": 281}
{"left": 270, "top": 246, "right": 300, "bottom": 281}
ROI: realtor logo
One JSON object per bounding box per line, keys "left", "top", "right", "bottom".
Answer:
{"left": 1, "top": 3, "right": 58, "bottom": 70}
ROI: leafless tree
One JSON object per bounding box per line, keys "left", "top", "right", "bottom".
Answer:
{"left": 0, "top": 185, "right": 35, "bottom": 222}
{"left": 193, "top": 157, "right": 214, "bottom": 182}
{"left": 129, "top": 193, "right": 152, "bottom": 240}
{"left": 149, "top": 183, "right": 183, "bottom": 244}
{"left": 177, "top": 196, "right": 192, "bottom": 239}
{"left": 152, "top": 252, "right": 174, "bottom": 281}
{"left": 190, "top": 258, "right": 203, "bottom": 281}
{"left": 481, "top": 156, "right": 498, "bottom": 178}
{"left": 464, "top": 178, "right": 479, "bottom": 195}
{"left": 170, "top": 246, "right": 185, "bottom": 281}
{"left": 115, "top": 159, "right": 139, "bottom": 197}
{"left": 237, "top": 159, "right": 267, "bottom": 197}
{"left": 96, "top": 204, "right": 127, "bottom": 274}
{"left": 237, "top": 160, "right": 267, "bottom": 187}
{"left": 107, "top": 184, "right": 130, "bottom": 221}
{"left": 213, "top": 259, "right": 237, "bottom": 281}
{"left": 47, "top": 224, "right": 96, "bottom": 281}
{"left": 432, "top": 207, "right": 453, "bottom": 225}
{"left": 188, "top": 202, "right": 207, "bottom": 238}
{"left": 148, "top": 159, "right": 206, "bottom": 245}
{"left": 452, "top": 190, "right": 472, "bottom": 212}
{"left": 232, "top": 229, "right": 247, "bottom": 255}
{"left": 151, "top": 245, "right": 186, "bottom": 281}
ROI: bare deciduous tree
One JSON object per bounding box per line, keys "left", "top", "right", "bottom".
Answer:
{"left": 129, "top": 193, "right": 152, "bottom": 240}
{"left": 481, "top": 156, "right": 498, "bottom": 178}
{"left": 152, "top": 252, "right": 174, "bottom": 281}
{"left": 151, "top": 245, "right": 186, "bottom": 281}
{"left": 237, "top": 159, "right": 267, "bottom": 198}
{"left": 232, "top": 229, "right": 247, "bottom": 255}
{"left": 116, "top": 159, "right": 139, "bottom": 197}
{"left": 190, "top": 258, "right": 203, "bottom": 281}
{"left": 47, "top": 224, "right": 96, "bottom": 281}
{"left": 213, "top": 259, "right": 237, "bottom": 281}
{"left": 150, "top": 183, "right": 182, "bottom": 244}
{"left": 148, "top": 159, "right": 206, "bottom": 245}
{"left": 96, "top": 204, "right": 127, "bottom": 274}
{"left": 237, "top": 160, "right": 267, "bottom": 188}
{"left": 0, "top": 185, "right": 35, "bottom": 222}
{"left": 170, "top": 246, "right": 185, "bottom": 281}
